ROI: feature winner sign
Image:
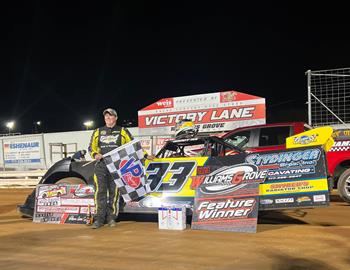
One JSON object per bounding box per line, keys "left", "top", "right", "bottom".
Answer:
{"left": 191, "top": 164, "right": 267, "bottom": 233}
{"left": 33, "top": 184, "right": 95, "bottom": 224}
{"left": 138, "top": 90, "right": 265, "bottom": 135}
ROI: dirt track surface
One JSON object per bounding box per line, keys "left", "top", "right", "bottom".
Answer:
{"left": 0, "top": 189, "right": 349, "bottom": 270}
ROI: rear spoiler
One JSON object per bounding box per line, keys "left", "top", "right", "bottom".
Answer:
{"left": 286, "top": 126, "right": 334, "bottom": 152}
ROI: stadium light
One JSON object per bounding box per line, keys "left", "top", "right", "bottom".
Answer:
{"left": 83, "top": 120, "right": 94, "bottom": 130}
{"left": 34, "top": 121, "right": 42, "bottom": 133}
{"left": 5, "top": 121, "right": 15, "bottom": 134}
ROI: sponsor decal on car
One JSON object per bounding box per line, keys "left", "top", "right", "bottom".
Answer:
{"left": 293, "top": 134, "right": 318, "bottom": 145}
{"left": 275, "top": 198, "right": 294, "bottom": 204}
{"left": 267, "top": 167, "right": 315, "bottom": 177}
{"left": 191, "top": 164, "right": 267, "bottom": 195}
{"left": 313, "top": 194, "right": 326, "bottom": 202}
{"left": 297, "top": 196, "right": 312, "bottom": 203}
{"left": 260, "top": 199, "right": 273, "bottom": 205}
{"left": 261, "top": 179, "right": 328, "bottom": 195}
{"left": 246, "top": 149, "right": 321, "bottom": 168}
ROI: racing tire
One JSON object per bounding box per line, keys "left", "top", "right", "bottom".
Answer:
{"left": 55, "top": 177, "right": 85, "bottom": 184}
{"left": 337, "top": 168, "right": 350, "bottom": 204}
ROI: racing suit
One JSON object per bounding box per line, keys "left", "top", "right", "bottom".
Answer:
{"left": 88, "top": 125, "right": 134, "bottom": 223}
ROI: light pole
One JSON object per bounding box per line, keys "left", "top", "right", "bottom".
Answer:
{"left": 5, "top": 121, "right": 15, "bottom": 135}
{"left": 83, "top": 120, "right": 94, "bottom": 130}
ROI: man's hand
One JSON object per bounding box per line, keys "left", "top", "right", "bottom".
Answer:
{"left": 146, "top": 154, "right": 156, "bottom": 160}
{"left": 95, "top": 153, "right": 103, "bottom": 160}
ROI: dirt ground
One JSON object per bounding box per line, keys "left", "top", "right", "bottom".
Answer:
{"left": 0, "top": 189, "right": 349, "bottom": 270}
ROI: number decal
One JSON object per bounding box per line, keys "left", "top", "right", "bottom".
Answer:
{"left": 145, "top": 161, "right": 197, "bottom": 193}
{"left": 145, "top": 162, "right": 170, "bottom": 191}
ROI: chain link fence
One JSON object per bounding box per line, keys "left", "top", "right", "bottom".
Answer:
{"left": 306, "top": 68, "right": 350, "bottom": 128}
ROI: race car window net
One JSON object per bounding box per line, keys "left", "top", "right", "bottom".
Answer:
{"left": 224, "top": 130, "right": 250, "bottom": 148}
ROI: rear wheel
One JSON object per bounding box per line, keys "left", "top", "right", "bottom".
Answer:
{"left": 337, "top": 168, "right": 350, "bottom": 204}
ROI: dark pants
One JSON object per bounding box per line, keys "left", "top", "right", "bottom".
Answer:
{"left": 93, "top": 160, "right": 120, "bottom": 223}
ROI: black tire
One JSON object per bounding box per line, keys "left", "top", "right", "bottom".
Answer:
{"left": 337, "top": 168, "right": 350, "bottom": 204}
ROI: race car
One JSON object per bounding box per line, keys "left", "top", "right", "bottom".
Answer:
{"left": 18, "top": 131, "right": 332, "bottom": 217}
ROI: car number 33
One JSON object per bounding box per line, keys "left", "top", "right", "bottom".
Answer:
{"left": 145, "top": 160, "right": 197, "bottom": 193}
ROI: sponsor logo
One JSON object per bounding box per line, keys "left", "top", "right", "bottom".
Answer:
{"left": 119, "top": 157, "right": 143, "bottom": 189}
{"left": 267, "top": 167, "right": 314, "bottom": 177}
{"left": 100, "top": 135, "right": 119, "bottom": 144}
{"left": 196, "top": 166, "right": 211, "bottom": 175}
{"left": 313, "top": 194, "right": 326, "bottom": 202}
{"left": 100, "top": 130, "right": 106, "bottom": 135}
{"left": 246, "top": 149, "right": 321, "bottom": 168}
{"left": 195, "top": 164, "right": 267, "bottom": 195}
{"left": 260, "top": 199, "right": 273, "bottom": 205}
{"left": 220, "top": 91, "right": 237, "bottom": 102}
{"left": 156, "top": 99, "right": 173, "bottom": 108}
{"left": 8, "top": 142, "right": 39, "bottom": 149}
{"left": 275, "top": 198, "right": 294, "bottom": 204}
{"left": 266, "top": 181, "right": 312, "bottom": 193}
{"left": 332, "top": 141, "right": 350, "bottom": 147}
{"left": 297, "top": 196, "right": 311, "bottom": 203}
{"left": 294, "top": 134, "right": 317, "bottom": 145}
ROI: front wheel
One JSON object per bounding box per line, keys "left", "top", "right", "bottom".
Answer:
{"left": 337, "top": 168, "right": 350, "bottom": 204}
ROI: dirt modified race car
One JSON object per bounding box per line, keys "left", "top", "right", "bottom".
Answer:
{"left": 19, "top": 127, "right": 333, "bottom": 217}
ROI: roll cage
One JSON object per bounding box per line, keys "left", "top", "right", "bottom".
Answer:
{"left": 156, "top": 136, "right": 245, "bottom": 158}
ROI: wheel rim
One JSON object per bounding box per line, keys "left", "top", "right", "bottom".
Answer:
{"left": 345, "top": 176, "right": 350, "bottom": 197}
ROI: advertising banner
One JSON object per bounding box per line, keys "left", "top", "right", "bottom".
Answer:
{"left": 33, "top": 184, "right": 95, "bottom": 224}
{"left": 3, "top": 135, "right": 45, "bottom": 168}
{"left": 246, "top": 147, "right": 330, "bottom": 210}
{"left": 191, "top": 164, "right": 266, "bottom": 233}
{"left": 138, "top": 90, "right": 266, "bottom": 135}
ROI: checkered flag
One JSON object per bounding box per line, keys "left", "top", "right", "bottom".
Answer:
{"left": 103, "top": 139, "right": 151, "bottom": 202}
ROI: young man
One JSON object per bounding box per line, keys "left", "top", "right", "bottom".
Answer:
{"left": 88, "top": 108, "right": 154, "bottom": 229}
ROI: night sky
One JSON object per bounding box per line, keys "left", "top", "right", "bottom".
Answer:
{"left": 1, "top": 1, "right": 349, "bottom": 134}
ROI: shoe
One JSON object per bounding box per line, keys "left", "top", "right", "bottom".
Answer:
{"left": 91, "top": 221, "right": 103, "bottom": 229}
{"left": 108, "top": 220, "right": 117, "bottom": 227}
